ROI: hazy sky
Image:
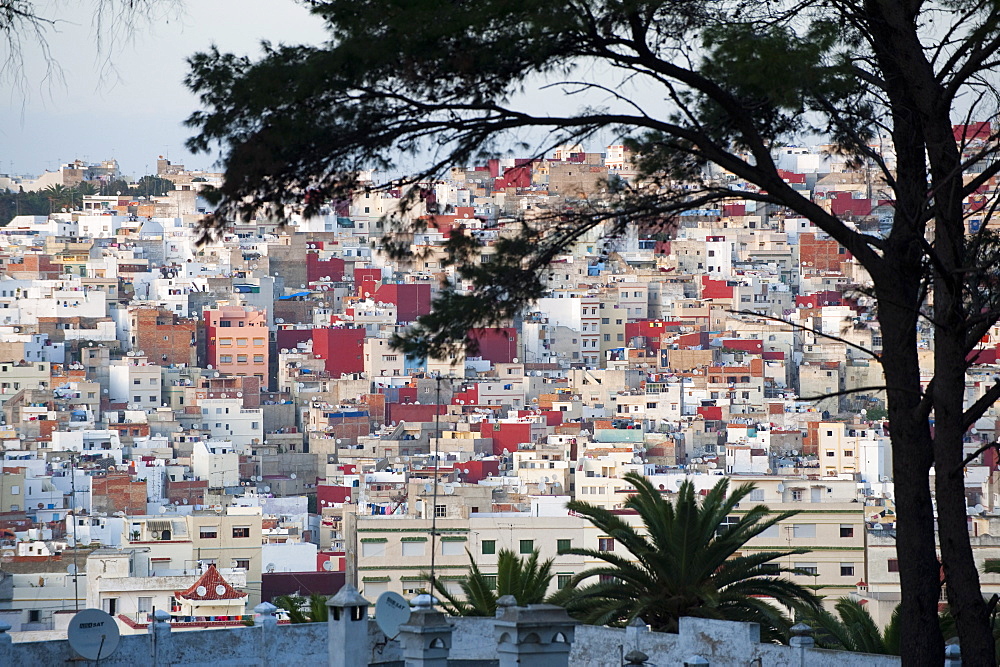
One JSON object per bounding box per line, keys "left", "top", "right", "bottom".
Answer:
{"left": 0, "top": 1, "right": 669, "bottom": 182}
{"left": 1, "top": 0, "right": 329, "bottom": 178}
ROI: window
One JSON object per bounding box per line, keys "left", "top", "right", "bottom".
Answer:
{"left": 844, "top": 450, "right": 854, "bottom": 457}
{"left": 237, "top": 355, "right": 248, "bottom": 363}
{"left": 791, "top": 489, "right": 803, "bottom": 501}
{"left": 598, "top": 537, "right": 615, "bottom": 552}
{"left": 840, "top": 524, "right": 855, "bottom": 538}
{"left": 795, "top": 562, "right": 818, "bottom": 576}
{"left": 826, "top": 451, "right": 835, "bottom": 457}
{"left": 481, "top": 540, "right": 496, "bottom": 555}
{"left": 759, "top": 563, "right": 780, "bottom": 575}
{"left": 234, "top": 559, "right": 250, "bottom": 570}
{"left": 28, "top": 609, "right": 40, "bottom": 623}
{"left": 434, "top": 504, "right": 447, "bottom": 518}
{"left": 519, "top": 539, "right": 534, "bottom": 555}
{"left": 138, "top": 597, "right": 152, "bottom": 614}
{"left": 557, "top": 574, "right": 572, "bottom": 589}
{"left": 199, "top": 527, "right": 218, "bottom": 539}
{"left": 253, "top": 338, "right": 265, "bottom": 346}
{"left": 759, "top": 525, "right": 779, "bottom": 538}
{"left": 220, "top": 355, "right": 233, "bottom": 364}
{"left": 841, "top": 563, "right": 855, "bottom": 577}
{"left": 557, "top": 539, "right": 572, "bottom": 554}
{"left": 362, "top": 541, "right": 386, "bottom": 558}
{"left": 133, "top": 378, "right": 141, "bottom": 385}
{"left": 219, "top": 338, "right": 232, "bottom": 346}
{"left": 888, "top": 559, "right": 900, "bottom": 573}
{"left": 717, "top": 515, "right": 741, "bottom": 537}
{"left": 442, "top": 541, "right": 464, "bottom": 556}
{"left": 253, "top": 355, "right": 265, "bottom": 364}
{"left": 236, "top": 338, "right": 248, "bottom": 346}
{"left": 232, "top": 526, "right": 251, "bottom": 539}
{"left": 792, "top": 524, "right": 816, "bottom": 538}
{"left": 402, "top": 541, "right": 425, "bottom": 557}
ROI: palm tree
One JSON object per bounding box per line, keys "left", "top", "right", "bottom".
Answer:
{"left": 427, "top": 548, "right": 554, "bottom": 616}
{"left": 272, "top": 593, "right": 329, "bottom": 623}
{"left": 549, "top": 472, "right": 820, "bottom": 641}
{"left": 42, "top": 183, "right": 71, "bottom": 211}
{"left": 805, "top": 598, "right": 901, "bottom": 655}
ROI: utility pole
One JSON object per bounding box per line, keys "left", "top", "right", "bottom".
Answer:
{"left": 70, "top": 454, "right": 79, "bottom": 611}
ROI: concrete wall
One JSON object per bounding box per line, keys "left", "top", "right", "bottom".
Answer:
{"left": 1, "top": 613, "right": 904, "bottom": 667}
{"left": 5, "top": 622, "right": 327, "bottom": 666}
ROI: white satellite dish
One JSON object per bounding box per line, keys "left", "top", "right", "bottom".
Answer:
{"left": 196, "top": 586, "right": 207, "bottom": 596}
{"left": 374, "top": 591, "right": 411, "bottom": 638}
{"left": 68, "top": 609, "right": 120, "bottom": 661}
{"left": 264, "top": 486, "right": 271, "bottom": 492}
{"left": 67, "top": 563, "right": 78, "bottom": 575}
{"left": 323, "top": 560, "right": 333, "bottom": 571}
{"left": 215, "top": 584, "right": 226, "bottom": 596}
{"left": 266, "top": 563, "right": 276, "bottom": 573}
{"left": 290, "top": 473, "right": 297, "bottom": 479}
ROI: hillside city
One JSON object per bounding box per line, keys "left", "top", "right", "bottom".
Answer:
{"left": 0, "top": 129, "right": 994, "bottom": 640}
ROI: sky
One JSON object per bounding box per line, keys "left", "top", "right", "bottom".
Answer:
{"left": 0, "top": 1, "right": 675, "bottom": 183}
{"left": 1, "top": 0, "right": 329, "bottom": 178}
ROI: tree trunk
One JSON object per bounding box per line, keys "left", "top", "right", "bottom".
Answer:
{"left": 877, "top": 271, "right": 945, "bottom": 665}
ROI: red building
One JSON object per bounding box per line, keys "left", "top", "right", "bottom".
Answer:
{"left": 306, "top": 253, "right": 345, "bottom": 283}
{"left": 373, "top": 283, "right": 432, "bottom": 324}
{"left": 312, "top": 328, "right": 366, "bottom": 376}
{"left": 467, "top": 327, "right": 517, "bottom": 363}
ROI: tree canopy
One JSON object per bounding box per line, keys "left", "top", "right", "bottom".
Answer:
{"left": 186, "top": 2, "right": 1000, "bottom": 662}
{"left": 551, "top": 473, "right": 819, "bottom": 641}
{"left": 428, "top": 547, "right": 555, "bottom": 616}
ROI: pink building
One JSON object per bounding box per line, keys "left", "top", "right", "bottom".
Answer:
{"left": 205, "top": 306, "right": 269, "bottom": 383}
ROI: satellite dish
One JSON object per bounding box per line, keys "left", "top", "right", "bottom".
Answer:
{"left": 68, "top": 609, "right": 120, "bottom": 661}
{"left": 196, "top": 586, "right": 207, "bottom": 596}
{"left": 290, "top": 473, "right": 297, "bottom": 479}
{"left": 67, "top": 564, "right": 78, "bottom": 575}
{"left": 323, "top": 560, "right": 333, "bottom": 571}
{"left": 266, "top": 563, "right": 276, "bottom": 573}
{"left": 374, "top": 591, "right": 411, "bottom": 638}
{"left": 264, "top": 486, "right": 271, "bottom": 492}
{"left": 215, "top": 584, "right": 226, "bottom": 596}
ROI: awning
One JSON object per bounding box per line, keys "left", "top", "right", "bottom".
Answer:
{"left": 147, "top": 520, "right": 172, "bottom": 532}
{"left": 279, "top": 291, "right": 311, "bottom": 300}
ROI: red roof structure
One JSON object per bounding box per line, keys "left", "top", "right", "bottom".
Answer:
{"left": 175, "top": 564, "right": 247, "bottom": 601}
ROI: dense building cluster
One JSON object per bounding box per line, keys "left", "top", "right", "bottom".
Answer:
{"left": 0, "top": 130, "right": 998, "bottom": 636}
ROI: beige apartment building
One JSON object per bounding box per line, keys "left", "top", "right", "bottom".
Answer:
{"left": 122, "top": 507, "right": 263, "bottom": 605}
{"left": 349, "top": 473, "right": 866, "bottom": 610}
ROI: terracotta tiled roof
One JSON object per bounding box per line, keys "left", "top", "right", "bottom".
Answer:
{"left": 175, "top": 564, "right": 247, "bottom": 601}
